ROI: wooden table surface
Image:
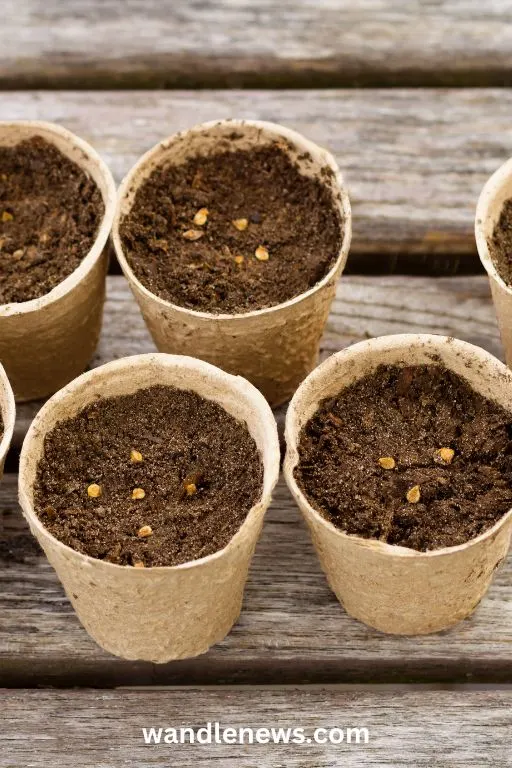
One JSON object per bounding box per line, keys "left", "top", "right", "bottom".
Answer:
{"left": 2, "top": 4, "right": 512, "bottom": 766}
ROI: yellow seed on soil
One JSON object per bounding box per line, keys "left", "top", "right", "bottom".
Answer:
{"left": 133, "top": 560, "right": 145, "bottom": 568}
{"left": 255, "top": 245, "right": 269, "bottom": 261}
{"left": 193, "top": 207, "right": 209, "bottom": 226}
{"left": 406, "top": 485, "right": 421, "bottom": 504}
{"left": 234, "top": 255, "right": 245, "bottom": 265}
{"left": 137, "top": 525, "right": 152, "bottom": 538}
{"left": 435, "top": 447, "right": 455, "bottom": 465}
{"left": 182, "top": 229, "right": 204, "bottom": 241}
{"left": 87, "top": 483, "right": 102, "bottom": 498}
{"left": 1, "top": 211, "right": 13, "bottom": 222}
{"left": 132, "top": 487, "right": 146, "bottom": 500}
{"left": 130, "top": 449, "right": 143, "bottom": 463}
{"left": 39, "top": 232, "right": 50, "bottom": 244}
{"left": 378, "top": 456, "right": 396, "bottom": 470}
{"left": 232, "top": 218, "right": 248, "bottom": 231}
{"left": 184, "top": 482, "right": 197, "bottom": 496}
{"left": 12, "top": 249, "right": 24, "bottom": 260}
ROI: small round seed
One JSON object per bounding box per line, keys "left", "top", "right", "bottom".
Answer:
{"left": 406, "top": 485, "right": 421, "bottom": 504}
{"left": 87, "top": 483, "right": 102, "bottom": 499}
{"left": 12, "top": 249, "right": 24, "bottom": 260}
{"left": 132, "top": 487, "right": 146, "bottom": 500}
{"left": 182, "top": 229, "right": 204, "bottom": 241}
{"left": 232, "top": 218, "right": 248, "bottom": 231}
{"left": 184, "top": 482, "right": 197, "bottom": 496}
{"left": 1, "top": 211, "right": 13, "bottom": 222}
{"left": 130, "top": 449, "right": 143, "bottom": 463}
{"left": 133, "top": 560, "right": 145, "bottom": 568}
{"left": 137, "top": 525, "right": 152, "bottom": 538}
{"left": 435, "top": 447, "right": 455, "bottom": 465}
{"left": 193, "top": 208, "right": 209, "bottom": 226}
{"left": 378, "top": 456, "right": 396, "bottom": 470}
{"left": 234, "top": 255, "right": 245, "bottom": 265}
{"left": 255, "top": 245, "right": 269, "bottom": 261}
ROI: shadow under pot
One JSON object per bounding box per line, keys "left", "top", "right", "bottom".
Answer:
{"left": 0, "top": 362, "right": 15, "bottom": 481}
{"left": 112, "top": 119, "right": 351, "bottom": 407}
{"left": 284, "top": 334, "right": 512, "bottom": 635}
{"left": 19, "top": 353, "right": 280, "bottom": 661}
{"left": 0, "top": 121, "right": 116, "bottom": 401}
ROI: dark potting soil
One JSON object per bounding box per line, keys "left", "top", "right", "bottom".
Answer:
{"left": 0, "top": 136, "right": 104, "bottom": 304}
{"left": 119, "top": 143, "right": 343, "bottom": 313}
{"left": 34, "top": 385, "right": 263, "bottom": 567}
{"left": 295, "top": 364, "right": 512, "bottom": 551}
{"left": 489, "top": 197, "right": 512, "bottom": 286}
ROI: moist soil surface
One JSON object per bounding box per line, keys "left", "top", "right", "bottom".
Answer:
{"left": 34, "top": 385, "right": 263, "bottom": 567}
{"left": 120, "top": 143, "right": 343, "bottom": 313}
{"left": 0, "top": 136, "right": 104, "bottom": 304}
{"left": 489, "top": 197, "right": 512, "bottom": 286}
{"left": 295, "top": 364, "right": 512, "bottom": 551}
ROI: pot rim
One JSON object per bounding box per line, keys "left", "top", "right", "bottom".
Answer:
{"left": 475, "top": 155, "right": 512, "bottom": 295}
{"left": 19, "top": 352, "right": 280, "bottom": 572}
{"left": 0, "top": 120, "right": 117, "bottom": 318}
{"left": 112, "top": 118, "right": 352, "bottom": 321}
{"left": 0, "top": 362, "right": 15, "bottom": 464}
{"left": 284, "top": 333, "right": 512, "bottom": 559}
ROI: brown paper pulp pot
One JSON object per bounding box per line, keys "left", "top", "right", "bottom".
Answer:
{"left": 112, "top": 119, "right": 351, "bottom": 407}
{"left": 475, "top": 157, "right": 512, "bottom": 367}
{"left": 0, "top": 121, "right": 117, "bottom": 401}
{"left": 0, "top": 363, "right": 15, "bottom": 481}
{"left": 19, "top": 353, "right": 280, "bottom": 661}
{"left": 284, "top": 334, "right": 512, "bottom": 635}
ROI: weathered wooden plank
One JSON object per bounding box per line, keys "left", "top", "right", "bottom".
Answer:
{"left": 3, "top": 274, "right": 510, "bottom": 685}
{"left": 12, "top": 274, "right": 501, "bottom": 449}
{"left": 2, "top": 689, "right": 512, "bottom": 767}
{"left": 3, "top": 89, "right": 512, "bottom": 273}
{"left": 2, "top": 2, "right": 512, "bottom": 88}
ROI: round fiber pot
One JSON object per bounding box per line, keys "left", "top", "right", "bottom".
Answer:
{"left": 476, "top": 157, "right": 512, "bottom": 367}
{"left": 284, "top": 334, "right": 512, "bottom": 635}
{"left": 19, "top": 353, "right": 280, "bottom": 661}
{"left": 0, "top": 121, "right": 117, "bottom": 401}
{"left": 0, "top": 363, "right": 15, "bottom": 481}
{"left": 112, "top": 119, "right": 351, "bottom": 407}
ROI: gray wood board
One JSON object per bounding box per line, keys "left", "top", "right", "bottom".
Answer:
{"left": 2, "top": 2, "right": 512, "bottom": 87}
{"left": 2, "top": 89, "right": 512, "bottom": 273}
{"left": 3, "top": 275, "right": 511, "bottom": 686}
{"left": 2, "top": 689, "right": 512, "bottom": 766}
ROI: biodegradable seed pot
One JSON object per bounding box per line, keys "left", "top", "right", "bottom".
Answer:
{"left": 284, "top": 334, "right": 512, "bottom": 635}
{"left": 0, "top": 362, "right": 15, "bottom": 481}
{"left": 19, "top": 353, "right": 280, "bottom": 662}
{"left": 112, "top": 119, "right": 351, "bottom": 407}
{"left": 0, "top": 121, "right": 116, "bottom": 401}
{"left": 475, "top": 156, "right": 512, "bottom": 368}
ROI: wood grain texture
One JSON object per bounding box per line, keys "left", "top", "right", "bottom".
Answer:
{"left": 4, "top": 89, "right": 512, "bottom": 272}
{"left": 3, "top": 1, "right": 512, "bottom": 88}
{"left": 2, "top": 689, "right": 511, "bottom": 767}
